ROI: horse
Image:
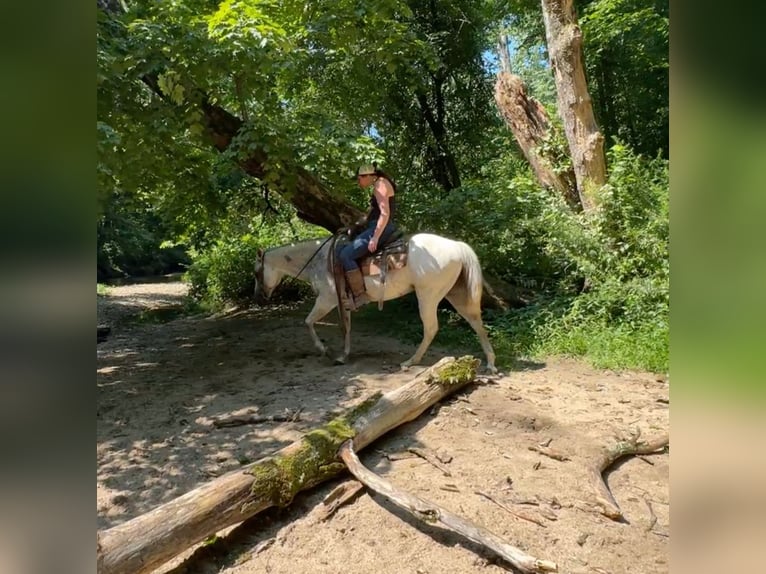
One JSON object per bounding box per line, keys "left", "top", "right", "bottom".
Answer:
{"left": 254, "top": 233, "right": 497, "bottom": 373}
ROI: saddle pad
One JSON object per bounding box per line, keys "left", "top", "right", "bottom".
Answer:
{"left": 361, "top": 252, "right": 407, "bottom": 277}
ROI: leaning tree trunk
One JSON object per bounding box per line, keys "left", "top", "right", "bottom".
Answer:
{"left": 100, "top": 4, "right": 363, "bottom": 233}
{"left": 541, "top": 0, "right": 607, "bottom": 212}
{"left": 96, "top": 356, "right": 480, "bottom": 574}
{"left": 494, "top": 67, "right": 580, "bottom": 211}
{"left": 198, "top": 96, "right": 364, "bottom": 230}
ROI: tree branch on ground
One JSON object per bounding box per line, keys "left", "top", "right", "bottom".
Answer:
{"left": 340, "top": 441, "right": 558, "bottom": 573}
{"left": 587, "top": 431, "right": 669, "bottom": 520}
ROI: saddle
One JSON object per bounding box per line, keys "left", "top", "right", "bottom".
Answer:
{"left": 331, "top": 230, "right": 408, "bottom": 311}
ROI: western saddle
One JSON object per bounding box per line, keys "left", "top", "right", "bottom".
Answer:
{"left": 331, "top": 230, "right": 408, "bottom": 311}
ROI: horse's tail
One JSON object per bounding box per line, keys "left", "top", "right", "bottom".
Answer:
{"left": 456, "top": 241, "right": 484, "bottom": 305}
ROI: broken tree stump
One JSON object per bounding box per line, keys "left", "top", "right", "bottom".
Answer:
{"left": 97, "top": 356, "right": 480, "bottom": 574}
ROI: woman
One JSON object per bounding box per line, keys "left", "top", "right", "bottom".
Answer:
{"left": 338, "top": 163, "right": 399, "bottom": 310}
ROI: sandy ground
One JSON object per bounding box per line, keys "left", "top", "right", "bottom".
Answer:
{"left": 97, "top": 281, "right": 669, "bottom": 574}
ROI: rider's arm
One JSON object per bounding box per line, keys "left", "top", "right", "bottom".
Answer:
{"left": 369, "top": 179, "right": 391, "bottom": 251}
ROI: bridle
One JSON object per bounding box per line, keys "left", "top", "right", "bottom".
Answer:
{"left": 254, "top": 235, "right": 334, "bottom": 297}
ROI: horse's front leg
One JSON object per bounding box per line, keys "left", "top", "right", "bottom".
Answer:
{"left": 333, "top": 308, "right": 352, "bottom": 365}
{"left": 305, "top": 295, "right": 335, "bottom": 357}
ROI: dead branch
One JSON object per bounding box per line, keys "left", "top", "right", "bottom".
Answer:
{"left": 537, "top": 506, "right": 558, "bottom": 522}
{"left": 339, "top": 441, "right": 557, "bottom": 573}
{"left": 408, "top": 447, "right": 452, "bottom": 476}
{"left": 315, "top": 480, "right": 365, "bottom": 522}
{"left": 377, "top": 450, "right": 418, "bottom": 461}
{"left": 212, "top": 408, "right": 302, "bottom": 428}
{"left": 643, "top": 497, "right": 657, "bottom": 532}
{"left": 588, "top": 433, "right": 669, "bottom": 520}
{"left": 529, "top": 445, "right": 571, "bottom": 462}
{"left": 475, "top": 491, "right": 548, "bottom": 528}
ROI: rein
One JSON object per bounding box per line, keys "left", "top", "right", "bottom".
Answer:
{"left": 293, "top": 235, "right": 334, "bottom": 279}
{"left": 255, "top": 236, "right": 333, "bottom": 298}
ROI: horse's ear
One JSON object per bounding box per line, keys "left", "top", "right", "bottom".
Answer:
{"left": 257, "top": 248, "right": 264, "bottom": 259}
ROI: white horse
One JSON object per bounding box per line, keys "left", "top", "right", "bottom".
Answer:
{"left": 254, "top": 233, "right": 497, "bottom": 373}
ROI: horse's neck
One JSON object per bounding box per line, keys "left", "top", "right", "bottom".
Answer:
{"left": 269, "top": 239, "right": 326, "bottom": 278}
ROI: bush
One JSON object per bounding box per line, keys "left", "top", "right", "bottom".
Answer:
{"left": 186, "top": 237, "right": 261, "bottom": 304}
{"left": 395, "top": 144, "right": 668, "bottom": 372}
{"left": 97, "top": 191, "right": 190, "bottom": 281}
{"left": 186, "top": 215, "right": 319, "bottom": 308}
{"left": 490, "top": 144, "right": 669, "bottom": 372}
{"left": 399, "top": 154, "right": 562, "bottom": 288}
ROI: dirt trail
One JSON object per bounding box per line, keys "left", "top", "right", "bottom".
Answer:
{"left": 97, "top": 281, "right": 669, "bottom": 574}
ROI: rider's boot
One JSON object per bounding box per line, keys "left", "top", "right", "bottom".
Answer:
{"left": 343, "top": 268, "right": 370, "bottom": 311}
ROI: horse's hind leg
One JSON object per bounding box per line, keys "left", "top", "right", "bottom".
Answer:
{"left": 446, "top": 289, "right": 497, "bottom": 374}
{"left": 401, "top": 289, "right": 444, "bottom": 370}
{"left": 401, "top": 301, "right": 438, "bottom": 370}
{"left": 305, "top": 295, "right": 336, "bottom": 356}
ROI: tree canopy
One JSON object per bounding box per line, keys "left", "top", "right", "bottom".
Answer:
{"left": 97, "top": 0, "right": 669, "bottom": 372}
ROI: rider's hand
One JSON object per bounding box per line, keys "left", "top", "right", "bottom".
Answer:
{"left": 368, "top": 237, "right": 378, "bottom": 252}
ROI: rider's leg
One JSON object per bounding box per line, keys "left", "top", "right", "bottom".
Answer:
{"left": 339, "top": 228, "right": 374, "bottom": 309}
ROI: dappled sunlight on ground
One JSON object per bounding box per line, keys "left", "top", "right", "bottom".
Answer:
{"left": 97, "top": 281, "right": 668, "bottom": 574}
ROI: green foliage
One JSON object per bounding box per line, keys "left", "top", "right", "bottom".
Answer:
{"left": 580, "top": 0, "right": 669, "bottom": 156}
{"left": 97, "top": 190, "right": 189, "bottom": 280}
{"left": 487, "top": 299, "right": 668, "bottom": 372}
{"left": 97, "top": 0, "right": 669, "bottom": 372}
{"left": 540, "top": 144, "right": 669, "bottom": 313}
{"left": 369, "top": 144, "right": 669, "bottom": 373}
{"left": 492, "top": 144, "right": 668, "bottom": 372}
{"left": 185, "top": 234, "right": 260, "bottom": 305}
{"left": 185, "top": 212, "right": 319, "bottom": 308}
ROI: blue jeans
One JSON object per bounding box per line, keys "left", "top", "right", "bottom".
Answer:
{"left": 338, "top": 221, "right": 397, "bottom": 271}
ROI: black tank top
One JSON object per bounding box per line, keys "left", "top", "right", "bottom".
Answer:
{"left": 368, "top": 177, "right": 397, "bottom": 222}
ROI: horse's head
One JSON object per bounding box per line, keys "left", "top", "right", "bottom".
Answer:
{"left": 254, "top": 248, "right": 284, "bottom": 299}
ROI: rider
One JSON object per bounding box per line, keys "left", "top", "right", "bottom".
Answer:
{"left": 338, "top": 162, "right": 399, "bottom": 310}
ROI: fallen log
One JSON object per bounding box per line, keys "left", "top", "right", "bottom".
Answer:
{"left": 340, "top": 442, "right": 557, "bottom": 573}
{"left": 97, "top": 356, "right": 480, "bottom": 574}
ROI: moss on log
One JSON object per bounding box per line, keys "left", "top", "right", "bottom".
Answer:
{"left": 97, "top": 356, "right": 478, "bottom": 574}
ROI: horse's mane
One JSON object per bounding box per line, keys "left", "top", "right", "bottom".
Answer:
{"left": 265, "top": 236, "right": 331, "bottom": 256}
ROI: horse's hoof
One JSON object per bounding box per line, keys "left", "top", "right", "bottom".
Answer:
{"left": 400, "top": 362, "right": 411, "bottom": 371}
{"left": 333, "top": 356, "right": 347, "bottom": 365}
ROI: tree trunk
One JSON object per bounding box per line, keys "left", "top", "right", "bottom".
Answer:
{"left": 96, "top": 356, "right": 480, "bottom": 574}
{"left": 494, "top": 70, "right": 580, "bottom": 211}
{"left": 540, "top": 0, "right": 607, "bottom": 212}
{"left": 198, "top": 95, "right": 364, "bottom": 231}
{"left": 99, "top": 4, "right": 363, "bottom": 233}
{"left": 416, "top": 89, "right": 462, "bottom": 193}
